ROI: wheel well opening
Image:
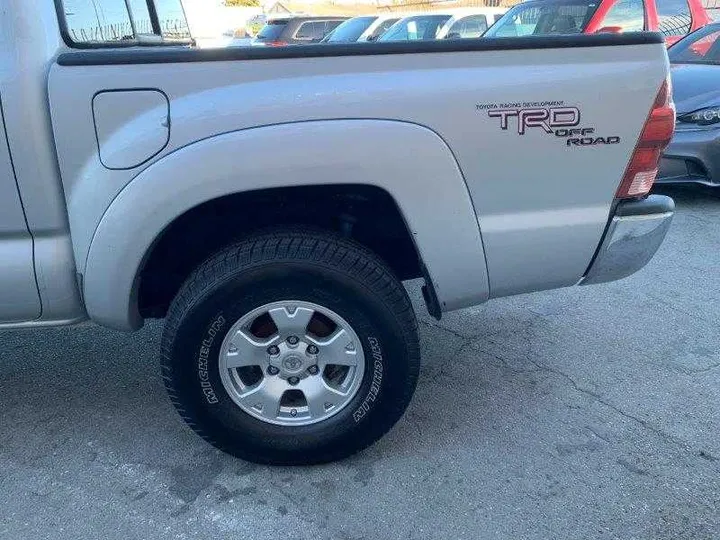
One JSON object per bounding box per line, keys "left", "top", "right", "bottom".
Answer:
{"left": 137, "top": 185, "right": 423, "bottom": 318}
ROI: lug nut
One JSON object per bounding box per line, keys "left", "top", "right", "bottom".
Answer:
{"left": 286, "top": 335, "right": 299, "bottom": 346}
{"left": 307, "top": 365, "right": 319, "bottom": 375}
{"left": 307, "top": 344, "right": 319, "bottom": 355}
{"left": 267, "top": 345, "right": 280, "bottom": 356}
{"left": 288, "top": 376, "right": 300, "bottom": 386}
{"left": 267, "top": 365, "right": 279, "bottom": 375}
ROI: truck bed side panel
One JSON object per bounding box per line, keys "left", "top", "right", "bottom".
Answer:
{"left": 48, "top": 36, "right": 668, "bottom": 327}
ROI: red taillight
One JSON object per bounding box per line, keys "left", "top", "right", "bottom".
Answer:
{"left": 269, "top": 40, "right": 288, "bottom": 47}
{"left": 616, "top": 78, "right": 675, "bottom": 199}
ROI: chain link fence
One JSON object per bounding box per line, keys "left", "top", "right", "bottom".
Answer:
{"left": 70, "top": 18, "right": 189, "bottom": 42}
{"left": 703, "top": 0, "right": 720, "bottom": 20}
{"left": 657, "top": 13, "right": 692, "bottom": 35}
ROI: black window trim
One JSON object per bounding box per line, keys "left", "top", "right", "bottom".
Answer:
{"left": 145, "top": 0, "right": 163, "bottom": 35}
{"left": 53, "top": 0, "right": 193, "bottom": 49}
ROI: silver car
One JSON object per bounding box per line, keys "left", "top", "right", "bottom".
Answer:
{"left": 658, "top": 23, "right": 720, "bottom": 186}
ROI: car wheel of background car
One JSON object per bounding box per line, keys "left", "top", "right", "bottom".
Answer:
{"left": 160, "top": 229, "right": 420, "bottom": 465}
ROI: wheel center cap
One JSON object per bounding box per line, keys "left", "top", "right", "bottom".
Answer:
{"left": 282, "top": 355, "right": 304, "bottom": 373}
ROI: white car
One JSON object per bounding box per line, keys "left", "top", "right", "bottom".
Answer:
{"left": 380, "top": 8, "right": 507, "bottom": 41}
{"left": 436, "top": 7, "right": 508, "bottom": 39}
{"left": 322, "top": 14, "right": 404, "bottom": 43}
{"left": 378, "top": 12, "right": 452, "bottom": 41}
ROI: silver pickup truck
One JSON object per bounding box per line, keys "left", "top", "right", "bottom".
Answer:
{"left": 1, "top": 0, "right": 675, "bottom": 464}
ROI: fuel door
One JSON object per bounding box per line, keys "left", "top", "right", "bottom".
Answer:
{"left": 92, "top": 89, "right": 170, "bottom": 170}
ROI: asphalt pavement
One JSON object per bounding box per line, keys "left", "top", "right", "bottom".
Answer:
{"left": 1, "top": 186, "right": 719, "bottom": 540}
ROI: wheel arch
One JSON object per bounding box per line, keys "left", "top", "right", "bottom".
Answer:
{"left": 84, "top": 119, "right": 489, "bottom": 331}
{"left": 136, "top": 184, "right": 425, "bottom": 320}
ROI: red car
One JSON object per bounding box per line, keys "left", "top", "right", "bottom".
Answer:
{"left": 485, "top": 0, "right": 711, "bottom": 45}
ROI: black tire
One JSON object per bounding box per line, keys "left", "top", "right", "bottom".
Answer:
{"left": 160, "top": 229, "right": 420, "bottom": 465}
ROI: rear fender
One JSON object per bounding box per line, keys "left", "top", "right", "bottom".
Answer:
{"left": 84, "top": 119, "right": 489, "bottom": 330}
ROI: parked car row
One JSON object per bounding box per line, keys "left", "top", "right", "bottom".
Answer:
{"left": 379, "top": 8, "right": 507, "bottom": 41}
{"left": 252, "top": 16, "right": 348, "bottom": 46}
{"left": 322, "top": 14, "right": 403, "bottom": 43}
{"left": 246, "top": 8, "right": 508, "bottom": 47}
{"left": 245, "top": 0, "right": 712, "bottom": 48}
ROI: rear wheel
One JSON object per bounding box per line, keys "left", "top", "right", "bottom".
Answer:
{"left": 160, "top": 230, "right": 420, "bottom": 465}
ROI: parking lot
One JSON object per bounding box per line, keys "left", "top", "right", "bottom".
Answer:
{"left": 1, "top": 185, "right": 719, "bottom": 540}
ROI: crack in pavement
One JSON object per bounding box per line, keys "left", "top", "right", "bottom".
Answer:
{"left": 520, "top": 299, "right": 720, "bottom": 382}
{"left": 474, "top": 345, "right": 543, "bottom": 374}
{"left": 585, "top": 426, "right": 611, "bottom": 444}
{"left": 419, "top": 318, "right": 473, "bottom": 341}
{"left": 419, "top": 316, "right": 509, "bottom": 342}
{"left": 422, "top": 313, "right": 717, "bottom": 469}
{"left": 527, "top": 356, "right": 690, "bottom": 449}
{"left": 418, "top": 319, "right": 480, "bottom": 379}
{"left": 676, "top": 361, "right": 720, "bottom": 375}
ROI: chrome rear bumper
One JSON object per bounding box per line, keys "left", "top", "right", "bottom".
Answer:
{"left": 580, "top": 195, "right": 674, "bottom": 286}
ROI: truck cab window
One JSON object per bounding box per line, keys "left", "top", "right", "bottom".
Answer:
{"left": 62, "top": 0, "right": 134, "bottom": 43}
{"left": 59, "top": 0, "right": 191, "bottom": 45}
{"left": 126, "top": 0, "right": 153, "bottom": 35}
{"left": 153, "top": 0, "right": 191, "bottom": 40}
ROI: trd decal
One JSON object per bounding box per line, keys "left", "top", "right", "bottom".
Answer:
{"left": 478, "top": 101, "right": 621, "bottom": 147}
{"left": 487, "top": 107, "right": 580, "bottom": 134}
